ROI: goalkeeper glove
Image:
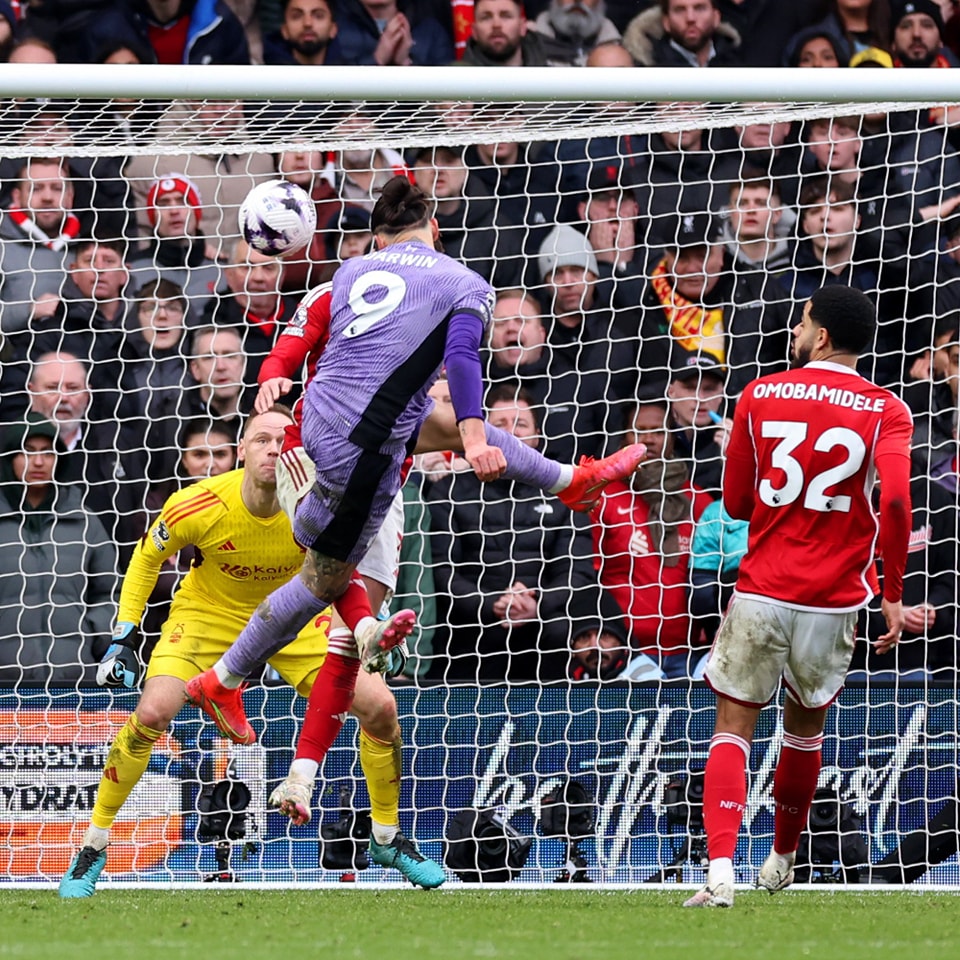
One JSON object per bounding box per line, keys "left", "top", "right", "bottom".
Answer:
{"left": 384, "top": 638, "right": 410, "bottom": 679}
{"left": 96, "top": 622, "right": 142, "bottom": 689}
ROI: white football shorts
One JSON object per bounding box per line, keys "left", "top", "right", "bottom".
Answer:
{"left": 277, "top": 445, "right": 403, "bottom": 597}
{"left": 703, "top": 594, "right": 858, "bottom": 710}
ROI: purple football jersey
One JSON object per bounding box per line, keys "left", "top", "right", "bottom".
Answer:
{"left": 301, "top": 239, "right": 493, "bottom": 461}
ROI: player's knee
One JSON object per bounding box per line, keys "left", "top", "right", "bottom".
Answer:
{"left": 355, "top": 689, "right": 399, "bottom": 740}
{"left": 133, "top": 697, "right": 178, "bottom": 732}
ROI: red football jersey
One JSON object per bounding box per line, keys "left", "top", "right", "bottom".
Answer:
{"left": 258, "top": 282, "right": 333, "bottom": 454}
{"left": 724, "top": 361, "right": 912, "bottom": 611}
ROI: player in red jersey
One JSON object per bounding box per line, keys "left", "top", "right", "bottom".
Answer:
{"left": 684, "top": 286, "right": 912, "bottom": 908}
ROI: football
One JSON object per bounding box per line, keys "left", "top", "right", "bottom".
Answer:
{"left": 239, "top": 179, "right": 317, "bottom": 255}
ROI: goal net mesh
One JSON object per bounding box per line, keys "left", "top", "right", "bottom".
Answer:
{"left": 1, "top": 86, "right": 958, "bottom": 888}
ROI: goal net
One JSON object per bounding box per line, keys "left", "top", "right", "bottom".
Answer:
{"left": 0, "top": 65, "right": 958, "bottom": 889}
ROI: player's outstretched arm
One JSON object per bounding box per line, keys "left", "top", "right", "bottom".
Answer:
{"left": 459, "top": 416, "right": 507, "bottom": 482}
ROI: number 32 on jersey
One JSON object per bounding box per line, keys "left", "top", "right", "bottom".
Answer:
{"left": 758, "top": 420, "right": 867, "bottom": 513}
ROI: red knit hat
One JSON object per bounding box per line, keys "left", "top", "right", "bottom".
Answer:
{"left": 146, "top": 173, "right": 203, "bottom": 226}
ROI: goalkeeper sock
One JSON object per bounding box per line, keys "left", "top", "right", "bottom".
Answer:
{"left": 702, "top": 733, "right": 750, "bottom": 862}
{"left": 773, "top": 732, "right": 823, "bottom": 855}
{"left": 335, "top": 576, "right": 374, "bottom": 635}
{"left": 484, "top": 422, "right": 567, "bottom": 490}
{"left": 222, "top": 576, "right": 330, "bottom": 679}
{"left": 294, "top": 631, "right": 359, "bottom": 765}
{"left": 90, "top": 713, "right": 165, "bottom": 831}
{"left": 359, "top": 728, "right": 402, "bottom": 830}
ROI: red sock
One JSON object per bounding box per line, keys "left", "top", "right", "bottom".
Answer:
{"left": 773, "top": 732, "right": 823, "bottom": 855}
{"left": 335, "top": 577, "right": 373, "bottom": 634}
{"left": 295, "top": 641, "right": 360, "bottom": 762}
{"left": 703, "top": 734, "right": 750, "bottom": 862}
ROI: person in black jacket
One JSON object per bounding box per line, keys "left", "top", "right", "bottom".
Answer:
{"left": 426, "top": 383, "right": 601, "bottom": 683}
{"left": 411, "top": 144, "right": 523, "bottom": 288}
{"left": 632, "top": 211, "right": 792, "bottom": 400}
{"left": 623, "top": 0, "right": 744, "bottom": 67}
{"left": 263, "top": 0, "right": 345, "bottom": 65}
{"left": 483, "top": 287, "right": 613, "bottom": 464}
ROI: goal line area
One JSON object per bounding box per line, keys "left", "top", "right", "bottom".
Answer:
{"left": 0, "top": 66, "right": 958, "bottom": 890}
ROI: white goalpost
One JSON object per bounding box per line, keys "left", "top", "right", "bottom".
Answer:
{"left": 0, "top": 65, "right": 957, "bottom": 890}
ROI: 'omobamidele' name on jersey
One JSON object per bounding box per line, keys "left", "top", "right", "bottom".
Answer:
{"left": 118, "top": 470, "right": 306, "bottom": 629}
{"left": 724, "top": 361, "right": 913, "bottom": 612}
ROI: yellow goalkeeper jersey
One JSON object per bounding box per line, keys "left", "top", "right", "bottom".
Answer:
{"left": 119, "top": 469, "right": 306, "bottom": 630}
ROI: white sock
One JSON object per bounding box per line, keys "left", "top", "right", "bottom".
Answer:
{"left": 707, "top": 856, "right": 734, "bottom": 889}
{"left": 353, "top": 617, "right": 377, "bottom": 643}
{"left": 371, "top": 821, "right": 398, "bottom": 845}
{"left": 213, "top": 659, "right": 243, "bottom": 689}
{"left": 549, "top": 464, "right": 575, "bottom": 493}
{"left": 288, "top": 758, "right": 319, "bottom": 782}
{"left": 328, "top": 626, "right": 360, "bottom": 659}
{"left": 82, "top": 825, "right": 110, "bottom": 851}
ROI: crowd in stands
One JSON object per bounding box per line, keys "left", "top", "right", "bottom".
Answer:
{"left": 1, "top": 0, "right": 959, "bottom": 686}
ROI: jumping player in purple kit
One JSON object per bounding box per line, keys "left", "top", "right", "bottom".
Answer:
{"left": 186, "top": 177, "right": 646, "bottom": 874}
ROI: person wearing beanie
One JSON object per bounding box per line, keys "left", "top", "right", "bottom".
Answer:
{"left": 0, "top": 413, "right": 116, "bottom": 685}
{"left": 891, "top": 0, "right": 958, "bottom": 66}
{"left": 314, "top": 203, "right": 372, "bottom": 282}
{"left": 127, "top": 173, "right": 223, "bottom": 323}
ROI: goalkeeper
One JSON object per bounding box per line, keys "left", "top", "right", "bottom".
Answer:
{"left": 59, "top": 405, "right": 441, "bottom": 897}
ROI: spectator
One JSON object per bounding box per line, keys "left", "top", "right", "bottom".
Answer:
{"left": 623, "top": 0, "right": 743, "bottom": 67}
{"left": 124, "top": 100, "right": 275, "bottom": 256}
{"left": 410, "top": 144, "right": 523, "bottom": 287}
{"left": 462, "top": 0, "right": 562, "bottom": 64}
{"left": 723, "top": 175, "right": 791, "bottom": 274}
{"left": 575, "top": 162, "right": 646, "bottom": 312}
{"left": 800, "top": 0, "right": 891, "bottom": 62}
{"left": 426, "top": 383, "right": 599, "bottom": 683}
{"left": 483, "top": 287, "right": 613, "bottom": 463}
{"left": 0, "top": 158, "right": 75, "bottom": 341}
{"left": 536, "top": 223, "right": 634, "bottom": 441}
{"left": 335, "top": 0, "right": 453, "bottom": 64}
{"left": 28, "top": 240, "right": 134, "bottom": 413}
{"left": 630, "top": 109, "right": 740, "bottom": 254}
{"left": 329, "top": 108, "right": 410, "bottom": 211}
{"left": 127, "top": 174, "right": 223, "bottom": 322}
{"left": 24, "top": 351, "right": 148, "bottom": 565}
{"left": 589, "top": 395, "right": 713, "bottom": 678}
{"left": 263, "top": 0, "right": 344, "bottom": 64}
{"left": 713, "top": 0, "right": 822, "bottom": 67}
{"left": 7, "top": 36, "right": 58, "bottom": 64}
{"left": 531, "top": 0, "right": 622, "bottom": 66}
{"left": 568, "top": 598, "right": 632, "bottom": 680}
{"left": 311, "top": 204, "right": 373, "bottom": 284}
{"left": 553, "top": 42, "right": 646, "bottom": 207}
{"left": 120, "top": 279, "right": 193, "bottom": 483}
{"left": 907, "top": 313, "right": 959, "bottom": 483}
{"left": 0, "top": 413, "right": 116, "bottom": 686}
{"left": 178, "top": 324, "right": 247, "bottom": 438}
{"left": 850, "top": 472, "right": 959, "bottom": 677}
{"left": 891, "top": 0, "right": 957, "bottom": 66}
{"left": 689, "top": 497, "right": 748, "bottom": 645}
{"left": 782, "top": 23, "right": 846, "bottom": 65}
{"left": 83, "top": 0, "right": 252, "bottom": 65}
{"left": 665, "top": 352, "right": 729, "bottom": 497}
{"left": 202, "top": 238, "right": 299, "bottom": 388}
{"left": 785, "top": 176, "right": 909, "bottom": 386}
{"left": 463, "top": 129, "right": 561, "bottom": 256}
{"left": 635, "top": 211, "right": 792, "bottom": 398}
